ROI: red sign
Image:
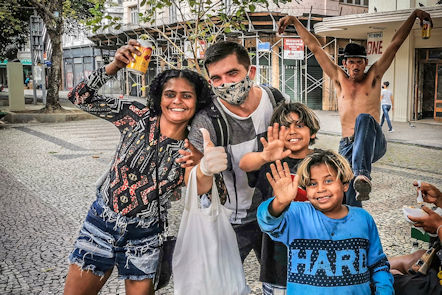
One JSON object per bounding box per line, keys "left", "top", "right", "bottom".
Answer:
{"left": 367, "top": 32, "right": 383, "bottom": 65}
{"left": 283, "top": 38, "right": 304, "bottom": 60}
{"left": 367, "top": 40, "right": 383, "bottom": 55}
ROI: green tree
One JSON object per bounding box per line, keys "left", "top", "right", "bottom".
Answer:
{"left": 0, "top": 0, "right": 34, "bottom": 60}
{"left": 0, "top": 0, "right": 104, "bottom": 111}
{"left": 87, "top": 0, "right": 291, "bottom": 74}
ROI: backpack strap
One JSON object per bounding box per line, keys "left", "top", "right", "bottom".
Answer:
{"left": 208, "top": 86, "right": 285, "bottom": 147}
{"left": 207, "top": 99, "right": 229, "bottom": 147}
{"left": 262, "top": 85, "right": 286, "bottom": 108}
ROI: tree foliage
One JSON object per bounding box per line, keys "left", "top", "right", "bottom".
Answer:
{"left": 0, "top": 0, "right": 104, "bottom": 110}
{"left": 0, "top": 0, "right": 34, "bottom": 59}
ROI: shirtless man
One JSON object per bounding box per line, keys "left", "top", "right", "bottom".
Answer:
{"left": 278, "top": 9, "right": 432, "bottom": 206}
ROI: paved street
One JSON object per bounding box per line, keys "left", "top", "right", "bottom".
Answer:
{"left": 0, "top": 118, "right": 441, "bottom": 294}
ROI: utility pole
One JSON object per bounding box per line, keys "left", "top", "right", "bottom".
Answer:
{"left": 29, "top": 11, "right": 47, "bottom": 105}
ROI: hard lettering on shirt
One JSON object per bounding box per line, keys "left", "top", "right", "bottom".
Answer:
{"left": 291, "top": 248, "right": 367, "bottom": 276}
{"left": 288, "top": 238, "right": 370, "bottom": 286}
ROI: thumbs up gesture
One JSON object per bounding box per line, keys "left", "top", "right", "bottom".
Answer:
{"left": 199, "top": 128, "right": 228, "bottom": 176}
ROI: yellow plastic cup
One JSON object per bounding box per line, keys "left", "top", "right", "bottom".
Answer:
{"left": 127, "top": 40, "right": 153, "bottom": 74}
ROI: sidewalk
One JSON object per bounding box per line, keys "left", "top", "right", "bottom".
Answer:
{"left": 0, "top": 90, "right": 93, "bottom": 123}
{"left": 1, "top": 90, "right": 441, "bottom": 149}
{"left": 315, "top": 110, "right": 442, "bottom": 150}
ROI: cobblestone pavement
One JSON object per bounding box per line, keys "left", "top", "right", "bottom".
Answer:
{"left": 0, "top": 119, "right": 441, "bottom": 294}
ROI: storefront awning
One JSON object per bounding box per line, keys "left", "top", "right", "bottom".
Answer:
{"left": 0, "top": 59, "right": 33, "bottom": 66}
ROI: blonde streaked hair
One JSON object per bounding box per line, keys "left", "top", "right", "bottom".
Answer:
{"left": 297, "top": 149, "right": 353, "bottom": 188}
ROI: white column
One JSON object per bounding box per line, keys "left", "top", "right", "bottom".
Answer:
{"left": 7, "top": 62, "right": 25, "bottom": 111}
{"left": 393, "top": 35, "right": 414, "bottom": 122}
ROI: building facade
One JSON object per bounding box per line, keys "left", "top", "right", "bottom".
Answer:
{"left": 62, "top": 1, "right": 123, "bottom": 92}
{"left": 315, "top": 1, "right": 442, "bottom": 122}
{"left": 86, "top": 0, "right": 368, "bottom": 109}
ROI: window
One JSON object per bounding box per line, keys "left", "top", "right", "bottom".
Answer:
{"left": 339, "top": 0, "right": 368, "bottom": 6}
{"left": 130, "top": 6, "right": 138, "bottom": 24}
{"left": 169, "top": 3, "right": 177, "bottom": 23}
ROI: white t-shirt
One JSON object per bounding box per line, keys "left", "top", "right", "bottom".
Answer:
{"left": 188, "top": 87, "right": 274, "bottom": 224}
{"left": 381, "top": 89, "right": 393, "bottom": 106}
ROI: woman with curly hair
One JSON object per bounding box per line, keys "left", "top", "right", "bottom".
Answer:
{"left": 63, "top": 40, "right": 211, "bottom": 295}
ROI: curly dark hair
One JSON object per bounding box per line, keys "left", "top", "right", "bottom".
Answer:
{"left": 148, "top": 69, "right": 212, "bottom": 115}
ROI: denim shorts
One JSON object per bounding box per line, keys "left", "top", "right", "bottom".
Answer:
{"left": 68, "top": 197, "right": 162, "bottom": 280}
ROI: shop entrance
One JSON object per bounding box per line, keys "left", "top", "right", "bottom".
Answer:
{"left": 435, "top": 64, "right": 442, "bottom": 121}
{"left": 416, "top": 48, "right": 442, "bottom": 121}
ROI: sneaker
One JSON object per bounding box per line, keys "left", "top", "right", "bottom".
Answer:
{"left": 354, "top": 175, "right": 372, "bottom": 201}
{"left": 388, "top": 129, "right": 394, "bottom": 133}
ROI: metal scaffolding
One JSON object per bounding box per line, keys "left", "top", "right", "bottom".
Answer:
{"left": 79, "top": 9, "right": 340, "bottom": 109}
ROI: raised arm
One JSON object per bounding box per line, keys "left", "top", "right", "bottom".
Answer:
{"left": 105, "top": 39, "right": 142, "bottom": 76}
{"left": 69, "top": 39, "right": 141, "bottom": 106}
{"left": 278, "top": 15, "right": 341, "bottom": 80}
{"left": 67, "top": 40, "right": 145, "bottom": 131}
{"left": 257, "top": 161, "right": 298, "bottom": 243}
{"left": 239, "top": 123, "right": 291, "bottom": 172}
{"left": 373, "top": 9, "right": 432, "bottom": 76}
{"left": 266, "top": 160, "right": 298, "bottom": 217}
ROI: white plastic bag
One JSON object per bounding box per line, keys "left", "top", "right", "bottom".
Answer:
{"left": 172, "top": 166, "right": 250, "bottom": 295}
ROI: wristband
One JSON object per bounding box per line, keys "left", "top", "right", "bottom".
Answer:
{"left": 199, "top": 161, "right": 212, "bottom": 177}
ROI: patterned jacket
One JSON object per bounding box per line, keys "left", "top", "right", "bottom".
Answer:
{"left": 68, "top": 67, "right": 185, "bottom": 219}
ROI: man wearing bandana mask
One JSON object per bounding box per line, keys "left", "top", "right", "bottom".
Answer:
{"left": 182, "top": 41, "right": 284, "bottom": 270}
{"left": 210, "top": 68, "right": 254, "bottom": 106}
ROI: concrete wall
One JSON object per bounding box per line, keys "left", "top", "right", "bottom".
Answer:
{"left": 122, "top": 0, "right": 369, "bottom": 26}
{"left": 266, "top": 0, "right": 367, "bottom": 16}
{"left": 370, "top": 0, "right": 440, "bottom": 13}
{"left": 368, "top": 0, "right": 414, "bottom": 12}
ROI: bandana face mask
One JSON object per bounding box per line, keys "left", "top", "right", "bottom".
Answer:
{"left": 211, "top": 73, "right": 254, "bottom": 106}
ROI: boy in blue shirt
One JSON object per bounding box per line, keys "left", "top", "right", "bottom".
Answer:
{"left": 257, "top": 149, "right": 393, "bottom": 294}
